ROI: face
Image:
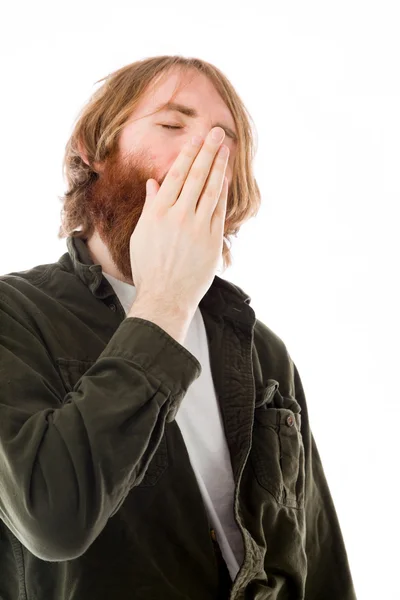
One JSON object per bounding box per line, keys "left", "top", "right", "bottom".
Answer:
{"left": 83, "top": 68, "right": 238, "bottom": 283}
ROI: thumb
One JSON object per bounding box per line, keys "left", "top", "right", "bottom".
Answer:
{"left": 146, "top": 179, "right": 159, "bottom": 197}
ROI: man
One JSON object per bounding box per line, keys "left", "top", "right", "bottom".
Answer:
{"left": 0, "top": 56, "right": 357, "bottom": 599}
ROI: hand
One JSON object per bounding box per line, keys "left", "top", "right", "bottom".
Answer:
{"left": 129, "top": 126, "right": 229, "bottom": 316}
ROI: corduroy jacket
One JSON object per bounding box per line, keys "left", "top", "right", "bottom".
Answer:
{"left": 0, "top": 237, "right": 357, "bottom": 599}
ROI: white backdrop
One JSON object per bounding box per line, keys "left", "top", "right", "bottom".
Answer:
{"left": 1, "top": 1, "right": 399, "bottom": 598}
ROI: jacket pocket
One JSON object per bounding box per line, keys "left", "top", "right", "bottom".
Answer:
{"left": 250, "top": 379, "right": 305, "bottom": 509}
{"left": 55, "top": 357, "right": 169, "bottom": 488}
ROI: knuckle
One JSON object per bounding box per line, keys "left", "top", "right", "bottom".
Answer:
{"left": 172, "top": 204, "right": 189, "bottom": 225}
{"left": 169, "top": 166, "right": 182, "bottom": 181}
{"left": 205, "top": 186, "right": 217, "bottom": 200}
{"left": 189, "top": 166, "right": 204, "bottom": 181}
{"left": 181, "top": 147, "right": 195, "bottom": 160}
{"left": 175, "top": 213, "right": 186, "bottom": 227}
{"left": 152, "top": 206, "right": 165, "bottom": 222}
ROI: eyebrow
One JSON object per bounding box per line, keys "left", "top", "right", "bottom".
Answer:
{"left": 155, "top": 101, "right": 238, "bottom": 142}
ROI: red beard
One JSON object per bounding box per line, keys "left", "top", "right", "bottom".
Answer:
{"left": 84, "top": 145, "right": 166, "bottom": 283}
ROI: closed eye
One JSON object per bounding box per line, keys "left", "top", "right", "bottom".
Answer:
{"left": 160, "top": 125, "right": 182, "bottom": 130}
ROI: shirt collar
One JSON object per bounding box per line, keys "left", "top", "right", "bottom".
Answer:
{"left": 60, "top": 236, "right": 253, "bottom": 320}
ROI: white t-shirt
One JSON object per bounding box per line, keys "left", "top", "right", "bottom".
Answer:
{"left": 103, "top": 271, "right": 245, "bottom": 582}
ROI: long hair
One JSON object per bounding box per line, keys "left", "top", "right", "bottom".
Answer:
{"left": 58, "top": 55, "right": 261, "bottom": 272}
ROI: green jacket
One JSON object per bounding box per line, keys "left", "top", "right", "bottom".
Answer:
{"left": 0, "top": 236, "right": 357, "bottom": 600}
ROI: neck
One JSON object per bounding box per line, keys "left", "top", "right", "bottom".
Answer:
{"left": 86, "top": 230, "right": 133, "bottom": 285}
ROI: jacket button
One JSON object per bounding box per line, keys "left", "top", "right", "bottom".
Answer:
{"left": 286, "top": 415, "right": 295, "bottom": 427}
{"left": 109, "top": 303, "right": 116, "bottom": 312}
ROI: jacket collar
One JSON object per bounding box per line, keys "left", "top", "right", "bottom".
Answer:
{"left": 60, "top": 236, "right": 254, "bottom": 323}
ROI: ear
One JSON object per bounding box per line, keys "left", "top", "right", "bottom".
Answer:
{"left": 77, "top": 139, "right": 89, "bottom": 166}
{"left": 77, "top": 139, "right": 103, "bottom": 173}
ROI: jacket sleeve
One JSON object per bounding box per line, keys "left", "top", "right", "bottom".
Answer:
{"left": 0, "top": 287, "right": 201, "bottom": 562}
{"left": 292, "top": 360, "right": 358, "bottom": 600}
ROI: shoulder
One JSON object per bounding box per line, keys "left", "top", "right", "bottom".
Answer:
{"left": 0, "top": 261, "right": 61, "bottom": 315}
